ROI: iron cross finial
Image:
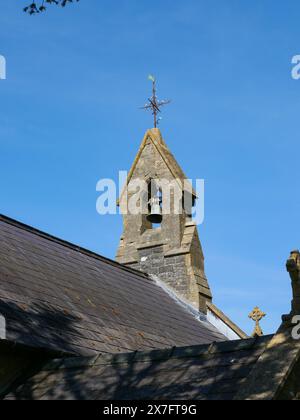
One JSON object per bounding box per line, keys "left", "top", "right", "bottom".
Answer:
{"left": 249, "top": 307, "right": 266, "bottom": 337}
{"left": 141, "top": 75, "right": 171, "bottom": 128}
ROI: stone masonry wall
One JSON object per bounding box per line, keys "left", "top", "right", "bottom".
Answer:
{"left": 129, "top": 245, "right": 193, "bottom": 307}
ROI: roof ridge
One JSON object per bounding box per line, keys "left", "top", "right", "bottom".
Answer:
{"left": 0, "top": 214, "right": 150, "bottom": 281}
{"left": 39, "top": 335, "right": 274, "bottom": 371}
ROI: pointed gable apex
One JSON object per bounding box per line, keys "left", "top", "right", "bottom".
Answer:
{"left": 118, "top": 128, "right": 197, "bottom": 205}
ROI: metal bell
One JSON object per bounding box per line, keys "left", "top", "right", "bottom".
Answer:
{"left": 147, "top": 197, "right": 162, "bottom": 224}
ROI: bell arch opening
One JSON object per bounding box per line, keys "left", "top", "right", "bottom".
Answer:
{"left": 146, "top": 179, "right": 162, "bottom": 229}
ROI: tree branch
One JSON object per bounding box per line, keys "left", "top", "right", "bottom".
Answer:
{"left": 24, "top": 0, "right": 80, "bottom": 15}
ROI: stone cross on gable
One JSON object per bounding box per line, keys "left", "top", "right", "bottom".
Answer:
{"left": 249, "top": 307, "right": 266, "bottom": 337}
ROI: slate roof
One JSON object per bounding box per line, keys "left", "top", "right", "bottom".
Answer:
{"left": 4, "top": 336, "right": 273, "bottom": 400}
{"left": 0, "top": 215, "right": 225, "bottom": 357}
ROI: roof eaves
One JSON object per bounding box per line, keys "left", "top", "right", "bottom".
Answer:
{"left": 0, "top": 339, "right": 72, "bottom": 359}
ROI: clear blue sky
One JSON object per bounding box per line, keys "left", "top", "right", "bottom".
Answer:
{"left": 0, "top": 0, "right": 299, "bottom": 335}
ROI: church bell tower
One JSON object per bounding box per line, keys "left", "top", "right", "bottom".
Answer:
{"left": 116, "top": 126, "right": 212, "bottom": 313}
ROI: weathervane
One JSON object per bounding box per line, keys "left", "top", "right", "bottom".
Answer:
{"left": 249, "top": 307, "right": 266, "bottom": 337}
{"left": 141, "top": 75, "right": 171, "bottom": 128}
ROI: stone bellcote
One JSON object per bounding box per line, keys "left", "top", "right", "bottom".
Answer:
{"left": 116, "top": 128, "right": 212, "bottom": 313}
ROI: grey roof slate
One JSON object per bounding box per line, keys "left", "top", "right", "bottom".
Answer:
{"left": 0, "top": 215, "right": 225, "bottom": 357}
{"left": 4, "top": 336, "right": 273, "bottom": 400}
